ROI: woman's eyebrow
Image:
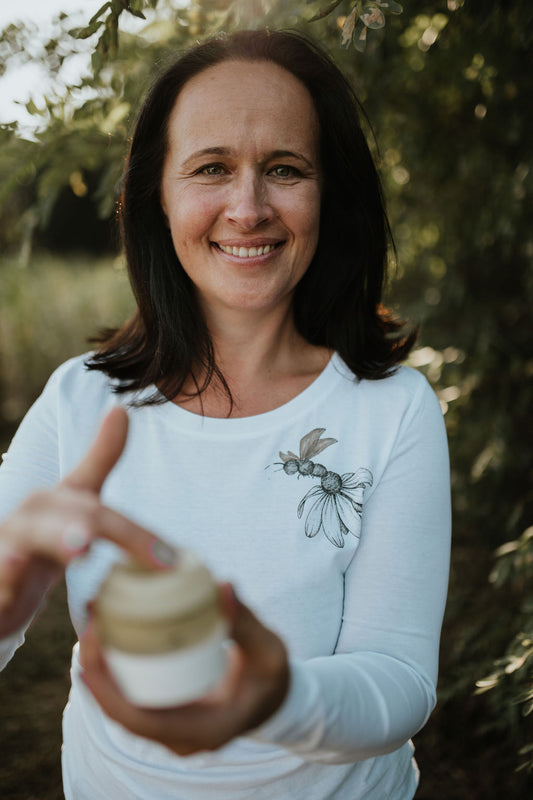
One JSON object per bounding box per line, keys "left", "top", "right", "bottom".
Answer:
{"left": 180, "top": 147, "right": 315, "bottom": 169}
{"left": 269, "top": 150, "right": 315, "bottom": 169}
{"left": 180, "top": 147, "right": 232, "bottom": 168}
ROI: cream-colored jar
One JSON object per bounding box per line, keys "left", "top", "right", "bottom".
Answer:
{"left": 94, "top": 550, "right": 228, "bottom": 707}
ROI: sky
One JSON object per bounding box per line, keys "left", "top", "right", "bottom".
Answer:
{"left": 0, "top": 0, "right": 133, "bottom": 129}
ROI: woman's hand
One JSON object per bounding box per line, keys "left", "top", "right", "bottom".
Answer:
{"left": 79, "top": 585, "right": 290, "bottom": 755}
{"left": 0, "top": 407, "right": 176, "bottom": 638}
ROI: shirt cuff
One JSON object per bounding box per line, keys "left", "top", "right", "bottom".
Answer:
{"left": 247, "top": 658, "right": 326, "bottom": 753}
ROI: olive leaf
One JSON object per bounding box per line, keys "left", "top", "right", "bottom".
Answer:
{"left": 318, "top": 0, "right": 404, "bottom": 51}
{"left": 69, "top": 20, "right": 104, "bottom": 40}
{"left": 127, "top": 0, "right": 147, "bottom": 21}
{"left": 89, "top": 2, "right": 112, "bottom": 26}
{"left": 308, "top": 0, "right": 345, "bottom": 24}
{"left": 374, "top": 0, "right": 403, "bottom": 13}
{"left": 353, "top": 21, "right": 368, "bottom": 52}
{"left": 341, "top": 7, "right": 358, "bottom": 48}
{"left": 360, "top": 4, "right": 385, "bottom": 30}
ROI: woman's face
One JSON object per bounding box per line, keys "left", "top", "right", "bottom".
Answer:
{"left": 160, "top": 59, "right": 321, "bottom": 320}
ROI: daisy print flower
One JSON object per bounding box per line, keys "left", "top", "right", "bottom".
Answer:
{"left": 297, "top": 467, "right": 373, "bottom": 548}
{"left": 275, "top": 428, "right": 374, "bottom": 548}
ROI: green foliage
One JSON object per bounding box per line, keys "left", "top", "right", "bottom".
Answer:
{"left": 0, "top": 254, "right": 134, "bottom": 427}
{"left": 474, "top": 526, "right": 533, "bottom": 773}
{"left": 71, "top": 0, "right": 162, "bottom": 71}
{"left": 1, "top": 0, "right": 532, "bottom": 792}
{"left": 335, "top": 1, "right": 404, "bottom": 52}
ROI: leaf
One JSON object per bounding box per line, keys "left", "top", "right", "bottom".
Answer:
{"left": 69, "top": 21, "right": 104, "bottom": 40}
{"left": 89, "top": 2, "right": 111, "bottom": 26}
{"left": 309, "top": 0, "right": 344, "bottom": 23}
{"left": 130, "top": 0, "right": 148, "bottom": 14}
{"left": 353, "top": 21, "right": 368, "bottom": 51}
{"left": 375, "top": 0, "right": 403, "bottom": 13}
{"left": 91, "top": 50, "right": 104, "bottom": 73}
{"left": 341, "top": 7, "right": 359, "bottom": 47}
{"left": 25, "top": 98, "right": 43, "bottom": 117}
{"left": 360, "top": 4, "right": 385, "bottom": 29}
{"left": 127, "top": 8, "right": 146, "bottom": 20}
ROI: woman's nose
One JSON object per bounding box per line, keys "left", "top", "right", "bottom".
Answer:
{"left": 224, "top": 173, "right": 273, "bottom": 230}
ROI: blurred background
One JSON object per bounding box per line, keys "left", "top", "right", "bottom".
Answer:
{"left": 0, "top": 1, "right": 531, "bottom": 797}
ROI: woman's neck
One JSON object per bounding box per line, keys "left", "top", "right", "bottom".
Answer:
{"left": 174, "top": 305, "right": 331, "bottom": 418}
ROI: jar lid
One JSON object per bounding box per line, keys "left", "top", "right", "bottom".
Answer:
{"left": 96, "top": 549, "right": 218, "bottom": 621}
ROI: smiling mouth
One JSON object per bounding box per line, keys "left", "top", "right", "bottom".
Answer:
{"left": 214, "top": 242, "right": 283, "bottom": 258}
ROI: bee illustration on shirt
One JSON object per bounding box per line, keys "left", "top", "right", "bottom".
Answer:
{"left": 279, "top": 427, "right": 338, "bottom": 478}
{"left": 275, "top": 428, "right": 373, "bottom": 549}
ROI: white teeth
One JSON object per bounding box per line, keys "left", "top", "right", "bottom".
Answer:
{"left": 218, "top": 244, "right": 275, "bottom": 257}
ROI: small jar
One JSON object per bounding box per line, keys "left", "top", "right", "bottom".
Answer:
{"left": 94, "top": 550, "right": 228, "bottom": 707}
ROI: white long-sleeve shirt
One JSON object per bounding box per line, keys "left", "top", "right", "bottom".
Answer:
{"left": 0, "top": 353, "right": 451, "bottom": 799}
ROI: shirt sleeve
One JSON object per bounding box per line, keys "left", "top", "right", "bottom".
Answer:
{"left": 250, "top": 376, "right": 451, "bottom": 763}
{"left": 0, "top": 368, "right": 62, "bottom": 669}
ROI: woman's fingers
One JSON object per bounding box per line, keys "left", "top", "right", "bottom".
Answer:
{"left": 80, "top": 617, "right": 232, "bottom": 752}
{"left": 79, "top": 587, "right": 289, "bottom": 755}
{"left": 4, "top": 487, "right": 94, "bottom": 564}
{"left": 79, "top": 617, "right": 140, "bottom": 727}
{"left": 60, "top": 407, "right": 178, "bottom": 567}
{"left": 79, "top": 618, "right": 212, "bottom": 749}
{"left": 0, "top": 406, "right": 177, "bottom": 641}
{"left": 96, "top": 506, "right": 178, "bottom": 568}
{"left": 62, "top": 406, "right": 129, "bottom": 494}
{"left": 0, "top": 406, "right": 178, "bottom": 634}
{"left": 5, "top": 486, "right": 176, "bottom": 570}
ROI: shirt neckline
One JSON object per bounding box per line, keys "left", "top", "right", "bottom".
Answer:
{"left": 137, "top": 353, "right": 351, "bottom": 436}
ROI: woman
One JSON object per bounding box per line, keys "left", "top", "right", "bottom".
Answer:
{"left": 0, "top": 29, "right": 451, "bottom": 799}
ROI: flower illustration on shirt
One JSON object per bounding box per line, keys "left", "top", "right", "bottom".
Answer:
{"left": 275, "top": 428, "right": 373, "bottom": 548}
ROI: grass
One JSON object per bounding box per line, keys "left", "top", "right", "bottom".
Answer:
{"left": 0, "top": 252, "right": 135, "bottom": 433}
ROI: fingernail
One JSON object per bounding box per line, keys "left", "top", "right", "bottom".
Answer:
{"left": 62, "top": 522, "right": 91, "bottom": 554}
{"left": 151, "top": 540, "right": 178, "bottom": 567}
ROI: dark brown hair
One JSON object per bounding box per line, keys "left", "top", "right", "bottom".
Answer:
{"left": 87, "top": 29, "right": 416, "bottom": 402}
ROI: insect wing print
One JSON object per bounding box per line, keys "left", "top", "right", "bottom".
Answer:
{"left": 275, "top": 428, "right": 373, "bottom": 548}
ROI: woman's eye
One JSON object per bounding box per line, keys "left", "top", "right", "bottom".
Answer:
{"left": 270, "top": 165, "right": 299, "bottom": 179}
{"left": 199, "top": 164, "right": 226, "bottom": 176}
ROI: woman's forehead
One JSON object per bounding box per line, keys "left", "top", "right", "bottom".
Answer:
{"left": 165, "top": 60, "right": 319, "bottom": 159}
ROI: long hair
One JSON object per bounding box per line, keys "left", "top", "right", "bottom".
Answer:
{"left": 87, "top": 29, "right": 416, "bottom": 401}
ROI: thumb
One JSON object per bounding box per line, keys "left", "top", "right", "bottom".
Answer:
{"left": 62, "top": 406, "right": 129, "bottom": 494}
